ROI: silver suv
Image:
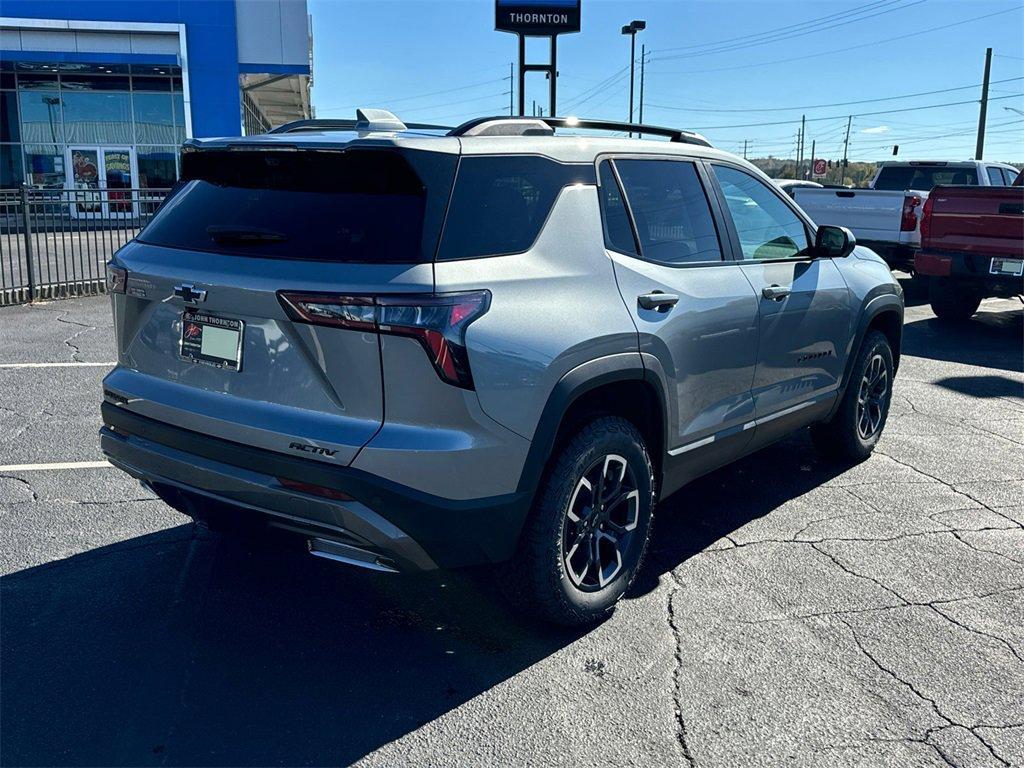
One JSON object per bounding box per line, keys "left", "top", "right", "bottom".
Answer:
{"left": 101, "top": 111, "right": 904, "bottom": 625}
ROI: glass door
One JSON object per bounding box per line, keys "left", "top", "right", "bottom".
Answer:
{"left": 66, "top": 147, "right": 138, "bottom": 219}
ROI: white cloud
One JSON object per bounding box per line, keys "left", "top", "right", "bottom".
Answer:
{"left": 861, "top": 125, "right": 890, "bottom": 135}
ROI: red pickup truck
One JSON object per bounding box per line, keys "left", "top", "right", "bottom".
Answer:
{"left": 916, "top": 182, "right": 1024, "bottom": 320}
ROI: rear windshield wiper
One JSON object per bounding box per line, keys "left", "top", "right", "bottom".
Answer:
{"left": 206, "top": 225, "right": 288, "bottom": 243}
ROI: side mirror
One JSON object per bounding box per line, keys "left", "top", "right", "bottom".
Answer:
{"left": 815, "top": 225, "right": 856, "bottom": 258}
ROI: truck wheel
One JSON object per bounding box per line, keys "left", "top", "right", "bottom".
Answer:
{"left": 811, "top": 330, "right": 894, "bottom": 462}
{"left": 510, "top": 416, "right": 655, "bottom": 626}
{"left": 929, "top": 278, "right": 981, "bottom": 321}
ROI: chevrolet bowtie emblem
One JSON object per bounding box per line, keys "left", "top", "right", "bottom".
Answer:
{"left": 174, "top": 284, "right": 207, "bottom": 304}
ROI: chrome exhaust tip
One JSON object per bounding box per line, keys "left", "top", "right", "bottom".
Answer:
{"left": 307, "top": 537, "right": 400, "bottom": 574}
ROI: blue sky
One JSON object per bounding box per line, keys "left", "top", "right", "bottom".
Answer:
{"left": 307, "top": 0, "right": 1024, "bottom": 162}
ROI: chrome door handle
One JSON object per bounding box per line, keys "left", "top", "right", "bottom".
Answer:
{"left": 761, "top": 285, "right": 790, "bottom": 301}
{"left": 637, "top": 292, "right": 680, "bottom": 311}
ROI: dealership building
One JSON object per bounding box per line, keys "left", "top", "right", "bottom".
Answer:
{"left": 0, "top": 0, "right": 313, "bottom": 190}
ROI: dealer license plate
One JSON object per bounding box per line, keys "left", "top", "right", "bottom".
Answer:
{"left": 180, "top": 310, "right": 243, "bottom": 371}
{"left": 990, "top": 258, "right": 1024, "bottom": 277}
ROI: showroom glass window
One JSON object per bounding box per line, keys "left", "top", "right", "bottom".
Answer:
{"left": 1, "top": 61, "right": 186, "bottom": 190}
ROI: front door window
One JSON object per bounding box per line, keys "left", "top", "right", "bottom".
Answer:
{"left": 712, "top": 165, "right": 810, "bottom": 261}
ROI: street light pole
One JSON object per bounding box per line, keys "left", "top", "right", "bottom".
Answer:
{"left": 621, "top": 20, "right": 646, "bottom": 137}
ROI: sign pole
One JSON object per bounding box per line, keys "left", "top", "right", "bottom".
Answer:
{"left": 550, "top": 35, "right": 558, "bottom": 116}
{"left": 497, "top": 1, "right": 581, "bottom": 120}
{"left": 517, "top": 34, "right": 526, "bottom": 116}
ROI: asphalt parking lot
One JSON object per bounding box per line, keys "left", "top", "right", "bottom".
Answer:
{"left": 1, "top": 280, "right": 1022, "bottom": 768}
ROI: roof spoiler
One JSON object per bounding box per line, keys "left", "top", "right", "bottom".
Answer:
{"left": 270, "top": 111, "right": 451, "bottom": 134}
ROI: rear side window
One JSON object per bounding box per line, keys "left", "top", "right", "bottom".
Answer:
{"left": 873, "top": 164, "right": 979, "bottom": 191}
{"left": 139, "top": 149, "right": 455, "bottom": 262}
{"left": 612, "top": 159, "right": 722, "bottom": 265}
{"left": 598, "top": 161, "right": 638, "bottom": 256}
{"left": 987, "top": 167, "right": 1006, "bottom": 186}
{"left": 437, "top": 156, "right": 595, "bottom": 260}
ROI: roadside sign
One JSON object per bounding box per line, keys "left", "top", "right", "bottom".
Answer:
{"left": 812, "top": 159, "right": 827, "bottom": 178}
{"left": 496, "top": 0, "right": 581, "bottom": 36}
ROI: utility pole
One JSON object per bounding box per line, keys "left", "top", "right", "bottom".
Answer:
{"left": 976, "top": 47, "right": 993, "bottom": 160}
{"left": 509, "top": 62, "right": 514, "bottom": 116}
{"left": 841, "top": 115, "right": 852, "bottom": 184}
{"left": 743, "top": 139, "right": 748, "bottom": 160}
{"left": 638, "top": 44, "right": 646, "bottom": 129}
{"left": 794, "top": 115, "right": 802, "bottom": 178}
{"left": 809, "top": 139, "right": 816, "bottom": 181}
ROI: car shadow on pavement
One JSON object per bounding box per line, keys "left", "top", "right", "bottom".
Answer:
{"left": 0, "top": 524, "right": 589, "bottom": 767}
{"left": 901, "top": 306, "right": 1023, "bottom": 373}
{"left": 934, "top": 374, "right": 1024, "bottom": 399}
{"left": 633, "top": 430, "right": 853, "bottom": 594}
{"left": 0, "top": 431, "right": 852, "bottom": 767}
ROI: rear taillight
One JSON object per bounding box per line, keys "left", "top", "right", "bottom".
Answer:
{"left": 106, "top": 262, "right": 127, "bottom": 294}
{"left": 901, "top": 194, "right": 922, "bottom": 232}
{"left": 279, "top": 290, "right": 490, "bottom": 389}
{"left": 920, "top": 197, "right": 934, "bottom": 241}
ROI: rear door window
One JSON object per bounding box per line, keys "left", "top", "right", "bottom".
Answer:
{"left": 987, "top": 167, "right": 1006, "bottom": 186}
{"left": 138, "top": 149, "right": 455, "bottom": 262}
{"left": 437, "top": 156, "right": 595, "bottom": 260}
{"left": 611, "top": 158, "right": 723, "bottom": 265}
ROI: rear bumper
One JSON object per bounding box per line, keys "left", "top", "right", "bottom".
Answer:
{"left": 100, "top": 402, "right": 533, "bottom": 570}
{"left": 916, "top": 250, "right": 1024, "bottom": 298}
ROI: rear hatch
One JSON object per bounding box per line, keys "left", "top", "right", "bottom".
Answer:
{"left": 105, "top": 138, "right": 458, "bottom": 465}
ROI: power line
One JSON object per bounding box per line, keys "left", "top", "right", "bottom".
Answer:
{"left": 683, "top": 93, "right": 1024, "bottom": 131}
{"left": 401, "top": 91, "right": 510, "bottom": 114}
{"left": 647, "top": 7, "right": 1020, "bottom": 77}
{"left": 646, "top": 77, "right": 1024, "bottom": 115}
{"left": 652, "top": 0, "right": 925, "bottom": 62}
{"left": 560, "top": 64, "right": 632, "bottom": 112}
{"left": 318, "top": 77, "right": 506, "bottom": 113}
{"left": 653, "top": 0, "right": 899, "bottom": 54}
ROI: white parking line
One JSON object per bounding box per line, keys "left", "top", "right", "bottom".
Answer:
{"left": 0, "top": 362, "right": 115, "bottom": 369}
{"left": 0, "top": 460, "right": 112, "bottom": 472}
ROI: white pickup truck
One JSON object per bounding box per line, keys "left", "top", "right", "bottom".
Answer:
{"left": 792, "top": 160, "right": 1020, "bottom": 270}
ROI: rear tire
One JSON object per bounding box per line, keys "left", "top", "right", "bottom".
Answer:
{"left": 510, "top": 416, "right": 655, "bottom": 626}
{"left": 929, "top": 278, "right": 980, "bottom": 321}
{"left": 811, "top": 330, "right": 894, "bottom": 462}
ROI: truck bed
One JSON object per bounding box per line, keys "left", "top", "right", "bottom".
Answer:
{"left": 792, "top": 187, "right": 924, "bottom": 268}
{"left": 921, "top": 185, "right": 1024, "bottom": 258}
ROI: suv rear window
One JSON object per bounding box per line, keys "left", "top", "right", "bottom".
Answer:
{"left": 873, "top": 164, "right": 978, "bottom": 191}
{"left": 138, "top": 149, "right": 455, "bottom": 262}
{"left": 437, "top": 156, "right": 596, "bottom": 260}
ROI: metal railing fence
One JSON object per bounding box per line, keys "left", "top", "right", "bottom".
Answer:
{"left": 0, "top": 187, "right": 171, "bottom": 306}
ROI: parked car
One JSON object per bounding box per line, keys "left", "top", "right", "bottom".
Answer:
{"left": 100, "top": 111, "right": 904, "bottom": 625}
{"left": 793, "top": 160, "right": 1019, "bottom": 270}
{"left": 774, "top": 179, "right": 823, "bottom": 198}
{"left": 916, "top": 184, "right": 1024, "bottom": 320}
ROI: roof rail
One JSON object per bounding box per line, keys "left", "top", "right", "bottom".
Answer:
{"left": 269, "top": 116, "right": 452, "bottom": 134}
{"left": 447, "top": 116, "right": 712, "bottom": 147}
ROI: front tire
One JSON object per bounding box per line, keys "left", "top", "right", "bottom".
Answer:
{"left": 811, "top": 330, "right": 894, "bottom": 462}
{"left": 511, "top": 416, "right": 655, "bottom": 626}
{"left": 929, "top": 277, "right": 980, "bottom": 321}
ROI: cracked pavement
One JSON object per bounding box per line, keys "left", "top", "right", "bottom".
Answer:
{"left": 1, "top": 283, "right": 1022, "bottom": 767}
